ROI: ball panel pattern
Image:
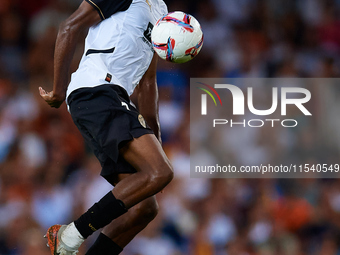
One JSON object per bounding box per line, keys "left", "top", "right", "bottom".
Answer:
{"left": 151, "top": 11, "right": 204, "bottom": 63}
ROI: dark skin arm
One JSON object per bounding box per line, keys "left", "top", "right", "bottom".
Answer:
{"left": 130, "top": 53, "right": 161, "bottom": 142}
{"left": 39, "top": 1, "right": 101, "bottom": 108}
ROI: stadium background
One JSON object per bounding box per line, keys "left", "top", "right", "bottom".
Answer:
{"left": 1, "top": 0, "right": 340, "bottom": 254}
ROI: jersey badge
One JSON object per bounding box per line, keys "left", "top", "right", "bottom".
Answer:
{"left": 138, "top": 114, "right": 147, "bottom": 128}
{"left": 105, "top": 73, "right": 112, "bottom": 82}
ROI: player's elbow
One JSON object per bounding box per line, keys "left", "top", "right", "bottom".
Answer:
{"left": 59, "top": 21, "right": 74, "bottom": 36}
{"left": 59, "top": 18, "right": 83, "bottom": 37}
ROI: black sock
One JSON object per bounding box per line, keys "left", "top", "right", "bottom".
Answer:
{"left": 74, "top": 192, "right": 127, "bottom": 239}
{"left": 85, "top": 233, "right": 123, "bottom": 255}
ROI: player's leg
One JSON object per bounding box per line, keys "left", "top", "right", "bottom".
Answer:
{"left": 47, "top": 134, "right": 172, "bottom": 255}
{"left": 103, "top": 170, "right": 160, "bottom": 249}
{"left": 73, "top": 134, "right": 172, "bottom": 237}
{"left": 84, "top": 136, "right": 168, "bottom": 255}
{"left": 86, "top": 173, "right": 159, "bottom": 255}
{"left": 112, "top": 133, "right": 173, "bottom": 208}
{"left": 86, "top": 187, "right": 158, "bottom": 255}
{"left": 103, "top": 196, "right": 159, "bottom": 247}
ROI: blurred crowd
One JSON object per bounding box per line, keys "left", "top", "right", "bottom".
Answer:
{"left": 1, "top": 0, "right": 340, "bottom": 254}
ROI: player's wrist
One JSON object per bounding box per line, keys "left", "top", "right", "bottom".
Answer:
{"left": 52, "top": 89, "right": 66, "bottom": 101}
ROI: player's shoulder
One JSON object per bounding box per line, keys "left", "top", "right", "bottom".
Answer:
{"left": 85, "top": 0, "right": 133, "bottom": 20}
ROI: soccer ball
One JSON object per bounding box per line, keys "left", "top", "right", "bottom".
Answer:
{"left": 151, "top": 11, "right": 204, "bottom": 63}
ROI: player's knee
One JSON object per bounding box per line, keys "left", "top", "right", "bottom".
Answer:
{"left": 150, "top": 160, "right": 173, "bottom": 188}
{"left": 163, "top": 162, "right": 174, "bottom": 185}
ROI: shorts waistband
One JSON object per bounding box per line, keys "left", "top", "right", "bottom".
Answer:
{"left": 67, "top": 84, "right": 130, "bottom": 105}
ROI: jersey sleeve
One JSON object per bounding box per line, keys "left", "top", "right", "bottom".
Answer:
{"left": 85, "top": 0, "right": 132, "bottom": 20}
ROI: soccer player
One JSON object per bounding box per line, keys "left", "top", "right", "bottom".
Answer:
{"left": 39, "top": 0, "right": 173, "bottom": 254}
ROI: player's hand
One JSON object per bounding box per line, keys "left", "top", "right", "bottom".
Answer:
{"left": 39, "top": 87, "right": 65, "bottom": 108}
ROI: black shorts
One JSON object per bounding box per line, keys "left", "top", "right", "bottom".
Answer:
{"left": 68, "top": 84, "right": 154, "bottom": 185}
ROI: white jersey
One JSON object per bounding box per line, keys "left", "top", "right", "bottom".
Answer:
{"left": 66, "top": 0, "right": 167, "bottom": 101}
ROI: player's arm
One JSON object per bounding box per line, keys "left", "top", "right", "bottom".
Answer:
{"left": 39, "top": 1, "right": 101, "bottom": 108}
{"left": 131, "top": 53, "right": 161, "bottom": 142}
